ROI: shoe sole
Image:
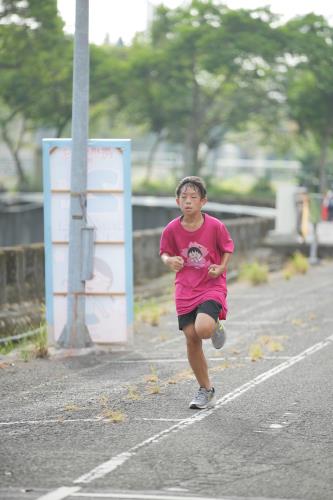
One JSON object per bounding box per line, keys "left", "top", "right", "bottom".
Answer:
{"left": 189, "top": 399, "right": 216, "bottom": 410}
{"left": 212, "top": 333, "right": 226, "bottom": 349}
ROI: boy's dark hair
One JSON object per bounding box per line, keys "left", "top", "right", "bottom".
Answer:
{"left": 188, "top": 246, "right": 203, "bottom": 256}
{"left": 176, "top": 176, "right": 207, "bottom": 199}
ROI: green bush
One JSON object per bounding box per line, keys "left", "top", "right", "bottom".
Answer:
{"left": 283, "top": 251, "right": 309, "bottom": 279}
{"left": 249, "top": 177, "right": 275, "bottom": 197}
{"left": 239, "top": 261, "right": 269, "bottom": 285}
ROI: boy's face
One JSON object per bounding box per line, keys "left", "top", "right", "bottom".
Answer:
{"left": 176, "top": 184, "right": 207, "bottom": 215}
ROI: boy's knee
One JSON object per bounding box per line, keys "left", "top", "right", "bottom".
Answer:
{"left": 183, "top": 328, "right": 201, "bottom": 345}
{"left": 195, "top": 326, "right": 212, "bottom": 340}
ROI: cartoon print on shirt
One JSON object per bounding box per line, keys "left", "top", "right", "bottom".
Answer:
{"left": 181, "top": 241, "right": 209, "bottom": 268}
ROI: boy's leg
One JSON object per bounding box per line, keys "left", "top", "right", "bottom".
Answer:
{"left": 195, "top": 312, "right": 216, "bottom": 340}
{"left": 182, "top": 323, "right": 212, "bottom": 390}
{"left": 196, "top": 302, "right": 226, "bottom": 350}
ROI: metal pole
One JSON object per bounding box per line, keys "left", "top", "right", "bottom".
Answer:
{"left": 58, "top": 0, "right": 92, "bottom": 348}
{"left": 309, "top": 222, "right": 319, "bottom": 265}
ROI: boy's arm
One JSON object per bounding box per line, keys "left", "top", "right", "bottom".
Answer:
{"left": 161, "top": 252, "right": 184, "bottom": 272}
{"left": 208, "top": 252, "right": 232, "bottom": 278}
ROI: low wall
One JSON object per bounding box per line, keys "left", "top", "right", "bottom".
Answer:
{"left": 0, "top": 217, "right": 274, "bottom": 337}
{"left": 0, "top": 201, "right": 44, "bottom": 246}
{"left": 0, "top": 244, "right": 45, "bottom": 339}
{"left": 0, "top": 193, "right": 275, "bottom": 245}
{"left": 133, "top": 217, "right": 274, "bottom": 283}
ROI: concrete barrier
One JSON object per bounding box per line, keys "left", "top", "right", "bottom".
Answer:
{"left": 133, "top": 217, "right": 274, "bottom": 283}
{"left": 0, "top": 216, "right": 274, "bottom": 338}
{"left": 0, "top": 193, "right": 275, "bottom": 245}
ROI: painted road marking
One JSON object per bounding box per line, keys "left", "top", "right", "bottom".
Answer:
{"left": 98, "top": 356, "right": 292, "bottom": 364}
{"left": 70, "top": 334, "right": 333, "bottom": 486}
{"left": 70, "top": 491, "right": 297, "bottom": 499}
{"left": 0, "top": 418, "right": 106, "bottom": 427}
{"left": 34, "top": 334, "right": 333, "bottom": 499}
{"left": 36, "top": 486, "right": 81, "bottom": 500}
{"left": 139, "top": 418, "right": 184, "bottom": 422}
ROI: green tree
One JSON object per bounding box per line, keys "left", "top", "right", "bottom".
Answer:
{"left": 281, "top": 14, "right": 333, "bottom": 193}
{"left": 125, "top": 1, "right": 284, "bottom": 177}
{"left": 0, "top": 0, "right": 71, "bottom": 189}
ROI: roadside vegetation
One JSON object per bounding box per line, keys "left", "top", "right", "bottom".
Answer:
{"left": 1, "top": 1, "right": 333, "bottom": 192}
{"left": 133, "top": 175, "right": 276, "bottom": 206}
{"left": 0, "top": 322, "right": 48, "bottom": 360}
{"left": 283, "top": 252, "right": 309, "bottom": 280}
{"left": 239, "top": 261, "right": 269, "bottom": 285}
{"left": 134, "top": 298, "right": 170, "bottom": 327}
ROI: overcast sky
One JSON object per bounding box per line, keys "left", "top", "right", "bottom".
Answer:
{"left": 57, "top": 0, "right": 333, "bottom": 45}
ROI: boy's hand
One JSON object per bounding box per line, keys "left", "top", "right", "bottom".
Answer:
{"left": 208, "top": 264, "right": 224, "bottom": 278}
{"left": 164, "top": 255, "right": 184, "bottom": 272}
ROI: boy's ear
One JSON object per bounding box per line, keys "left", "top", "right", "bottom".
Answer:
{"left": 200, "top": 197, "right": 207, "bottom": 207}
{"left": 176, "top": 197, "right": 180, "bottom": 206}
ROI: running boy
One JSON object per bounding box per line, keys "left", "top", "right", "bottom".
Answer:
{"left": 160, "top": 176, "right": 234, "bottom": 409}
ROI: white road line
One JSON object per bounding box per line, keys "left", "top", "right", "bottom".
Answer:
{"left": 103, "top": 356, "right": 292, "bottom": 364}
{"left": 36, "top": 486, "right": 81, "bottom": 500}
{"left": 0, "top": 418, "right": 105, "bottom": 427}
{"left": 227, "top": 320, "right": 282, "bottom": 325}
{"left": 140, "top": 418, "right": 184, "bottom": 422}
{"left": 71, "top": 334, "right": 333, "bottom": 486}
{"left": 74, "top": 494, "right": 303, "bottom": 500}
{"left": 71, "top": 491, "right": 245, "bottom": 499}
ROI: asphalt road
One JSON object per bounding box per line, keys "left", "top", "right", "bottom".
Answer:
{"left": 1, "top": 261, "right": 333, "bottom": 500}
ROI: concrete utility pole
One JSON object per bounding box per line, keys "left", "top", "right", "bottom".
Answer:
{"left": 59, "top": 0, "right": 93, "bottom": 348}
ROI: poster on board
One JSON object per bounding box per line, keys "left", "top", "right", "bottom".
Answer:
{"left": 42, "top": 139, "right": 133, "bottom": 345}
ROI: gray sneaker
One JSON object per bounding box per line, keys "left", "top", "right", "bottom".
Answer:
{"left": 189, "top": 387, "right": 215, "bottom": 409}
{"left": 211, "top": 320, "right": 226, "bottom": 349}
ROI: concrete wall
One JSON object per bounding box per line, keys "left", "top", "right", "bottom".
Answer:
{"left": 133, "top": 217, "right": 274, "bottom": 283}
{"left": 0, "top": 194, "right": 273, "bottom": 245}
{"left": 0, "top": 217, "right": 274, "bottom": 337}
{"left": 0, "top": 202, "right": 44, "bottom": 246}
{"left": 0, "top": 244, "right": 44, "bottom": 306}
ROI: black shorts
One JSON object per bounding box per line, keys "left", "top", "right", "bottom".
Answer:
{"left": 178, "top": 300, "right": 222, "bottom": 331}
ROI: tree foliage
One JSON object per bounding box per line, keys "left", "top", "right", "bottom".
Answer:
{"left": 1, "top": 0, "right": 333, "bottom": 191}
{"left": 280, "top": 14, "right": 333, "bottom": 192}
{"left": 121, "top": 1, "right": 285, "bottom": 175}
{"left": 0, "top": 0, "right": 72, "bottom": 187}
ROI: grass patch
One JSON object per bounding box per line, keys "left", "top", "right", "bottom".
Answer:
{"left": 147, "top": 384, "right": 161, "bottom": 395}
{"left": 64, "top": 404, "right": 81, "bottom": 412}
{"left": 101, "top": 409, "right": 126, "bottom": 423}
{"left": 126, "top": 385, "right": 141, "bottom": 401}
{"left": 283, "top": 252, "right": 309, "bottom": 279}
{"left": 0, "top": 304, "right": 48, "bottom": 360}
{"left": 258, "top": 335, "right": 284, "bottom": 353}
{"left": 98, "top": 394, "right": 126, "bottom": 423}
{"left": 0, "top": 340, "right": 16, "bottom": 355}
{"left": 144, "top": 364, "right": 159, "bottom": 383}
{"left": 249, "top": 343, "right": 264, "bottom": 361}
{"left": 18, "top": 325, "right": 49, "bottom": 362}
{"left": 135, "top": 299, "right": 169, "bottom": 326}
{"left": 32, "top": 324, "right": 49, "bottom": 359}
{"left": 239, "top": 261, "right": 269, "bottom": 285}
{"left": 167, "top": 369, "right": 194, "bottom": 384}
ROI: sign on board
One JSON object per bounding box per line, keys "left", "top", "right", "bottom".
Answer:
{"left": 42, "top": 139, "right": 133, "bottom": 345}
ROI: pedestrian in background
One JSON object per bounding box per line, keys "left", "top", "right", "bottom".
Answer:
{"left": 160, "top": 176, "right": 234, "bottom": 409}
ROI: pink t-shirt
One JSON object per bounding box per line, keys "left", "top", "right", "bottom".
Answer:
{"left": 160, "top": 213, "right": 234, "bottom": 318}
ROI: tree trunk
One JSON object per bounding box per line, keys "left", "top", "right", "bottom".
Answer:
{"left": 145, "top": 130, "right": 164, "bottom": 182}
{"left": 318, "top": 126, "right": 333, "bottom": 194}
{"left": 1, "top": 119, "right": 28, "bottom": 190}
